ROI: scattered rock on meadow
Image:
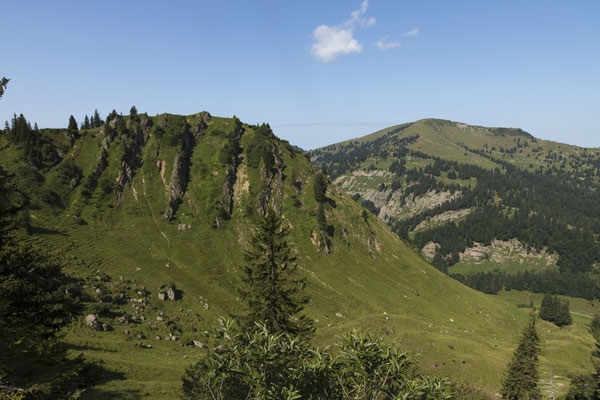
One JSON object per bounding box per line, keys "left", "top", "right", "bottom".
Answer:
{"left": 167, "top": 286, "right": 177, "bottom": 301}
{"left": 85, "top": 314, "right": 100, "bottom": 330}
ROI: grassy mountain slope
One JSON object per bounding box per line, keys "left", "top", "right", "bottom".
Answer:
{"left": 332, "top": 118, "right": 598, "bottom": 173}
{"left": 1, "top": 114, "right": 598, "bottom": 398}
{"left": 310, "top": 119, "right": 600, "bottom": 299}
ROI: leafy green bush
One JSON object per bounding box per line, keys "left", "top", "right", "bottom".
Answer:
{"left": 182, "top": 320, "right": 455, "bottom": 400}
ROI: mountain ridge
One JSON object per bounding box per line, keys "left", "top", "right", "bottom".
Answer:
{"left": 1, "top": 111, "right": 597, "bottom": 398}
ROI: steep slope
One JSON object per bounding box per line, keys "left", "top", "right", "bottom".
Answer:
{"left": 310, "top": 119, "right": 600, "bottom": 299}
{"left": 0, "top": 114, "right": 597, "bottom": 398}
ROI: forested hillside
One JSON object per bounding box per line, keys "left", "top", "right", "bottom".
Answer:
{"left": 310, "top": 119, "right": 600, "bottom": 299}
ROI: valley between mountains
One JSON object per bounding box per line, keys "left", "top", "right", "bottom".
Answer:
{"left": 1, "top": 112, "right": 599, "bottom": 398}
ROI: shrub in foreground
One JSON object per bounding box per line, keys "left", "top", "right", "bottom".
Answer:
{"left": 182, "top": 319, "right": 454, "bottom": 400}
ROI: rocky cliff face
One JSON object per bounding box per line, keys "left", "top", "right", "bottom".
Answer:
{"left": 257, "top": 142, "right": 285, "bottom": 216}
{"left": 215, "top": 118, "right": 244, "bottom": 227}
{"left": 163, "top": 115, "right": 208, "bottom": 220}
{"left": 116, "top": 115, "right": 153, "bottom": 203}
{"left": 93, "top": 125, "right": 117, "bottom": 181}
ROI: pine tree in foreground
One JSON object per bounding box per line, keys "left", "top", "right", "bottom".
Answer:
{"left": 238, "top": 211, "right": 313, "bottom": 337}
{"left": 0, "top": 235, "right": 84, "bottom": 398}
{"left": 501, "top": 312, "right": 542, "bottom": 400}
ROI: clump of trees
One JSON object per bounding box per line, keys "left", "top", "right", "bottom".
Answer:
{"left": 80, "top": 109, "right": 104, "bottom": 129}
{"left": 451, "top": 269, "right": 597, "bottom": 300}
{"left": 3, "top": 114, "right": 59, "bottom": 169}
{"left": 539, "top": 293, "right": 572, "bottom": 327}
{"left": 501, "top": 313, "right": 542, "bottom": 400}
{"left": 361, "top": 199, "right": 380, "bottom": 216}
{"left": 182, "top": 211, "right": 458, "bottom": 399}
{"left": 245, "top": 124, "right": 274, "bottom": 169}
{"left": 450, "top": 272, "right": 504, "bottom": 294}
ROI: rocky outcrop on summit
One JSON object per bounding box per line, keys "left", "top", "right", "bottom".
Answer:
{"left": 196, "top": 111, "right": 212, "bottom": 129}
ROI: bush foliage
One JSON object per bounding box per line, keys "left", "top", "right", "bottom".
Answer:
{"left": 182, "top": 320, "right": 455, "bottom": 400}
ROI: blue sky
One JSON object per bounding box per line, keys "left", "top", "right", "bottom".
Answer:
{"left": 1, "top": 0, "right": 599, "bottom": 149}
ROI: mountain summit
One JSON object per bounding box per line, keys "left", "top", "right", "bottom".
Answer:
{"left": 310, "top": 118, "right": 600, "bottom": 299}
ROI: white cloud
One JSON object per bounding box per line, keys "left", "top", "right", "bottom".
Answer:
{"left": 402, "top": 28, "right": 420, "bottom": 37}
{"left": 311, "top": 0, "right": 375, "bottom": 63}
{"left": 349, "top": 0, "right": 376, "bottom": 27}
{"left": 311, "top": 25, "right": 363, "bottom": 63}
{"left": 376, "top": 35, "right": 401, "bottom": 51}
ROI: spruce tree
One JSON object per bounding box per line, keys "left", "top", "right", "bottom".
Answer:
{"left": 67, "top": 115, "right": 78, "bottom": 131}
{"left": 93, "top": 109, "right": 102, "bottom": 127}
{"left": 238, "top": 211, "right": 313, "bottom": 337}
{"left": 539, "top": 293, "right": 555, "bottom": 322}
{"left": 83, "top": 115, "right": 90, "bottom": 129}
{"left": 313, "top": 167, "right": 327, "bottom": 203}
{"left": 316, "top": 202, "right": 327, "bottom": 230}
{"left": 501, "top": 312, "right": 542, "bottom": 400}
{"left": 557, "top": 299, "right": 573, "bottom": 327}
